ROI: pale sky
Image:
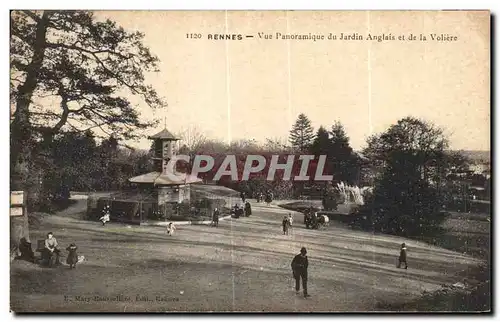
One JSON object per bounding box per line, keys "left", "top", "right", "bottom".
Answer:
{"left": 96, "top": 11, "right": 490, "bottom": 151}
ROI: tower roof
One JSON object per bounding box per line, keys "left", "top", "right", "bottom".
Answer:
{"left": 148, "top": 128, "right": 179, "bottom": 141}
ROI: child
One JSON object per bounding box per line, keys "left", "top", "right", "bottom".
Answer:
{"left": 397, "top": 243, "right": 408, "bottom": 269}
{"left": 166, "top": 222, "right": 176, "bottom": 236}
{"left": 288, "top": 213, "right": 293, "bottom": 227}
{"left": 66, "top": 243, "right": 78, "bottom": 269}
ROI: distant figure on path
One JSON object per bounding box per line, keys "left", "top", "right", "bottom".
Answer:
{"left": 282, "top": 215, "right": 290, "bottom": 235}
{"left": 291, "top": 247, "right": 310, "bottom": 298}
{"left": 212, "top": 208, "right": 220, "bottom": 227}
{"left": 66, "top": 243, "right": 78, "bottom": 269}
{"left": 288, "top": 213, "right": 293, "bottom": 227}
{"left": 240, "top": 191, "right": 246, "bottom": 203}
{"left": 244, "top": 201, "right": 252, "bottom": 217}
{"left": 397, "top": 243, "right": 408, "bottom": 269}
{"left": 100, "top": 205, "right": 111, "bottom": 226}
{"left": 233, "top": 204, "right": 243, "bottom": 218}
{"left": 318, "top": 214, "right": 329, "bottom": 228}
{"left": 166, "top": 222, "right": 176, "bottom": 236}
{"left": 265, "top": 190, "right": 273, "bottom": 205}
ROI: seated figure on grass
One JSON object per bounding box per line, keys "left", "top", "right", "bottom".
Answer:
{"left": 43, "top": 232, "right": 61, "bottom": 267}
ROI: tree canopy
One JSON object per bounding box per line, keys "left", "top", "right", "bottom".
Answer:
{"left": 10, "top": 10, "right": 165, "bottom": 249}
{"left": 358, "top": 117, "right": 458, "bottom": 236}
{"left": 11, "top": 10, "right": 165, "bottom": 159}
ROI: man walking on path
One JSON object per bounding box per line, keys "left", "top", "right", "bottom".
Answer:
{"left": 397, "top": 243, "right": 408, "bottom": 269}
{"left": 291, "top": 247, "right": 310, "bottom": 298}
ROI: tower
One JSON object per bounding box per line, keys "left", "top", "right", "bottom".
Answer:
{"left": 129, "top": 126, "right": 202, "bottom": 208}
{"left": 149, "top": 128, "right": 180, "bottom": 174}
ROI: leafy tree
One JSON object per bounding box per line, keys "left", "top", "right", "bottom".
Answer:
{"left": 289, "top": 113, "right": 314, "bottom": 151}
{"left": 10, "top": 10, "right": 164, "bottom": 246}
{"left": 27, "top": 131, "right": 100, "bottom": 211}
{"left": 359, "top": 117, "right": 453, "bottom": 236}
{"left": 361, "top": 162, "right": 447, "bottom": 236}
{"left": 363, "top": 117, "right": 448, "bottom": 181}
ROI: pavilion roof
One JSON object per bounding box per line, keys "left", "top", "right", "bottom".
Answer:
{"left": 129, "top": 171, "right": 202, "bottom": 185}
{"left": 148, "top": 128, "right": 179, "bottom": 141}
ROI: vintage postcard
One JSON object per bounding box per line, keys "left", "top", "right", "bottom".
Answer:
{"left": 10, "top": 10, "right": 490, "bottom": 312}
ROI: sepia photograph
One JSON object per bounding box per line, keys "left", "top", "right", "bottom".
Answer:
{"left": 9, "top": 9, "right": 491, "bottom": 313}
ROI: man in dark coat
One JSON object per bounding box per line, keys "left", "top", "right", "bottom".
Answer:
{"left": 291, "top": 247, "right": 310, "bottom": 297}
{"left": 397, "top": 243, "right": 408, "bottom": 269}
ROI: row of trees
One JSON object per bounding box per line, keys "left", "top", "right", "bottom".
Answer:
{"left": 29, "top": 132, "right": 151, "bottom": 211}
{"left": 287, "top": 112, "right": 486, "bottom": 236}
{"left": 289, "top": 113, "right": 363, "bottom": 184}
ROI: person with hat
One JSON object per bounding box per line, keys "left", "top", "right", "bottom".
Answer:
{"left": 291, "top": 247, "right": 310, "bottom": 298}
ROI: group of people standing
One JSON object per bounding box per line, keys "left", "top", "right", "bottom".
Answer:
{"left": 255, "top": 190, "right": 274, "bottom": 205}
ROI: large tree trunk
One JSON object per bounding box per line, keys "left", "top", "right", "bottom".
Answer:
{"left": 10, "top": 11, "right": 51, "bottom": 258}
